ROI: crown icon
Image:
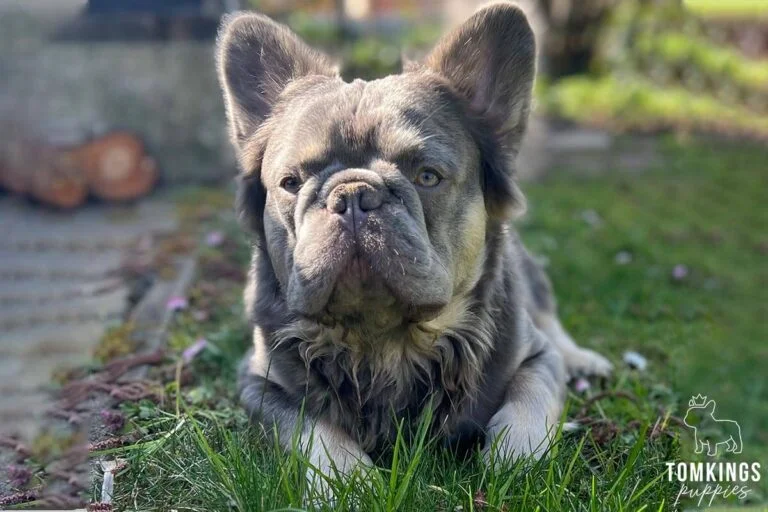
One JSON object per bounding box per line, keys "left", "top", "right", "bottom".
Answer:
{"left": 688, "top": 394, "right": 708, "bottom": 407}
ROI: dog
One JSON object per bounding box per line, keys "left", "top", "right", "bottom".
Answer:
{"left": 216, "top": 0, "right": 612, "bottom": 494}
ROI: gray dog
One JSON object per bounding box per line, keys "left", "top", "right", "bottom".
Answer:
{"left": 216, "top": 0, "right": 612, "bottom": 493}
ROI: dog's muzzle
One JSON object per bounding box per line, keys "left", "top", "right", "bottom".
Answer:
{"left": 322, "top": 169, "right": 386, "bottom": 235}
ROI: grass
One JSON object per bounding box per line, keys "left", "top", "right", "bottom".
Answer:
{"left": 522, "top": 138, "right": 768, "bottom": 461}
{"left": 634, "top": 32, "right": 768, "bottom": 95}
{"left": 95, "top": 138, "right": 767, "bottom": 511}
{"left": 541, "top": 76, "right": 768, "bottom": 140}
{"left": 564, "top": 0, "right": 768, "bottom": 140}
{"left": 683, "top": 0, "right": 768, "bottom": 18}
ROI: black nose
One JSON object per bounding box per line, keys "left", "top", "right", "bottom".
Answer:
{"left": 327, "top": 181, "right": 383, "bottom": 233}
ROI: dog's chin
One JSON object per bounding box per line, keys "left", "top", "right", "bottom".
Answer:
{"left": 287, "top": 253, "right": 450, "bottom": 326}
{"left": 286, "top": 207, "right": 454, "bottom": 325}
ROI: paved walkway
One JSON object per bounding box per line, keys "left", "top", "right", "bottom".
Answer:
{"left": 0, "top": 195, "right": 178, "bottom": 440}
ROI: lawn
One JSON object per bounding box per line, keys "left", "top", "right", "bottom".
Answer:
{"left": 97, "top": 137, "right": 767, "bottom": 511}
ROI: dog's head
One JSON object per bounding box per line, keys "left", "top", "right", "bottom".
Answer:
{"left": 218, "top": 3, "right": 535, "bottom": 330}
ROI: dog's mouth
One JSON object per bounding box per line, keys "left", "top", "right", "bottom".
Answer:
{"left": 286, "top": 205, "right": 453, "bottom": 325}
{"left": 340, "top": 254, "right": 373, "bottom": 283}
{"left": 322, "top": 253, "right": 447, "bottom": 325}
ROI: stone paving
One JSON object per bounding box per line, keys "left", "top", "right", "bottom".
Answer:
{"left": 0, "top": 195, "right": 178, "bottom": 440}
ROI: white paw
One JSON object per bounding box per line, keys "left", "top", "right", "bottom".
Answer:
{"left": 304, "top": 448, "right": 373, "bottom": 508}
{"left": 482, "top": 406, "right": 555, "bottom": 464}
{"left": 564, "top": 347, "right": 613, "bottom": 378}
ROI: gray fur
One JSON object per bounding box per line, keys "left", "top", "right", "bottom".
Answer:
{"left": 217, "top": 1, "right": 611, "bottom": 491}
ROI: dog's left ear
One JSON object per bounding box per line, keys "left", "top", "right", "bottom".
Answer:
{"left": 425, "top": 2, "right": 535, "bottom": 155}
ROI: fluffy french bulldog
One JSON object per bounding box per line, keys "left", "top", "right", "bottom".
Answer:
{"left": 217, "top": 0, "right": 612, "bottom": 493}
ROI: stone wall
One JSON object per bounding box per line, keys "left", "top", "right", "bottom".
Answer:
{"left": 0, "top": 3, "right": 236, "bottom": 186}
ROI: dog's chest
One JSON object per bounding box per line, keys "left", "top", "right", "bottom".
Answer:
{"left": 292, "top": 321, "right": 493, "bottom": 452}
{"left": 303, "top": 351, "right": 462, "bottom": 451}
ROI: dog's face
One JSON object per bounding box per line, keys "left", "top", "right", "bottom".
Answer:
{"left": 218, "top": 3, "right": 535, "bottom": 330}
{"left": 258, "top": 77, "right": 485, "bottom": 324}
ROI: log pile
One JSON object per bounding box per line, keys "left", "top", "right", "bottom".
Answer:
{"left": 0, "top": 129, "right": 157, "bottom": 209}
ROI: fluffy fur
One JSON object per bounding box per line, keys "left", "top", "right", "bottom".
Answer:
{"left": 217, "top": 1, "right": 612, "bottom": 498}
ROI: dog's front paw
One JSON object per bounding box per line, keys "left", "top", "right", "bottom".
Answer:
{"left": 564, "top": 347, "right": 613, "bottom": 379}
{"left": 304, "top": 446, "right": 373, "bottom": 508}
{"left": 482, "top": 404, "right": 555, "bottom": 464}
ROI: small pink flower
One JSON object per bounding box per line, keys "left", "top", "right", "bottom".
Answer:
{"left": 672, "top": 264, "right": 689, "bottom": 280}
{"left": 182, "top": 338, "right": 208, "bottom": 364}
{"left": 573, "top": 378, "right": 591, "bottom": 393}
{"left": 205, "top": 231, "right": 225, "bottom": 247}
{"left": 166, "top": 296, "right": 188, "bottom": 312}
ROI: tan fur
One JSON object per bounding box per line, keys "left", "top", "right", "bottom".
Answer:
{"left": 452, "top": 201, "right": 488, "bottom": 295}
{"left": 270, "top": 292, "right": 492, "bottom": 412}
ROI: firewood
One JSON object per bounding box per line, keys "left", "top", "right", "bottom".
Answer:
{"left": 28, "top": 149, "right": 88, "bottom": 209}
{"left": 68, "top": 132, "right": 158, "bottom": 202}
{"left": 0, "top": 139, "right": 88, "bottom": 209}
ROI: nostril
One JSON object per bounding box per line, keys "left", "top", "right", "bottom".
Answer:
{"left": 328, "top": 194, "right": 347, "bottom": 214}
{"left": 326, "top": 181, "right": 383, "bottom": 220}
{"left": 359, "top": 189, "right": 383, "bottom": 212}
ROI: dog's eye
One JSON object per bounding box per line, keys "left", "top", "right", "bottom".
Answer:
{"left": 414, "top": 168, "right": 442, "bottom": 188}
{"left": 280, "top": 176, "right": 302, "bottom": 193}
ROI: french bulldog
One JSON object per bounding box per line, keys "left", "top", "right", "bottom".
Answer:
{"left": 216, "top": 0, "right": 612, "bottom": 498}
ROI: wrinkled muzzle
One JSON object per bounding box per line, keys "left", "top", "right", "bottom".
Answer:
{"left": 285, "top": 169, "right": 452, "bottom": 323}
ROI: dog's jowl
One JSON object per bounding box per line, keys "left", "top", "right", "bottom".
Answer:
{"left": 217, "top": 0, "right": 612, "bottom": 491}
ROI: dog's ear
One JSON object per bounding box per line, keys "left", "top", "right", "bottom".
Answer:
{"left": 217, "top": 13, "right": 336, "bottom": 241}
{"left": 424, "top": 2, "right": 534, "bottom": 219}
{"left": 425, "top": 2, "right": 535, "bottom": 155}
{"left": 216, "top": 12, "right": 337, "bottom": 150}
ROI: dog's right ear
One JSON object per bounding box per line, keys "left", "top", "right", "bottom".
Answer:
{"left": 216, "top": 12, "right": 337, "bottom": 151}
{"left": 217, "top": 13, "right": 337, "bottom": 240}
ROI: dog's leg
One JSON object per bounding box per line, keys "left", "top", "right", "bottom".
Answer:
{"left": 537, "top": 314, "right": 613, "bottom": 378}
{"left": 239, "top": 356, "right": 372, "bottom": 501}
{"left": 484, "top": 315, "right": 566, "bottom": 462}
{"left": 520, "top": 248, "right": 613, "bottom": 378}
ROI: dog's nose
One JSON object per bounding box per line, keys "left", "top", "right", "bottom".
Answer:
{"left": 327, "top": 181, "right": 383, "bottom": 232}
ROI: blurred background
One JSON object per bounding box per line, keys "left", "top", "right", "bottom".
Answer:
{"left": 0, "top": 0, "right": 766, "bottom": 508}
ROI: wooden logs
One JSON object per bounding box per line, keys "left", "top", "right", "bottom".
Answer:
{"left": 0, "top": 130, "right": 157, "bottom": 209}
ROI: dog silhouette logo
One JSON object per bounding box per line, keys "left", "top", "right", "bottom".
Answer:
{"left": 683, "top": 395, "right": 742, "bottom": 456}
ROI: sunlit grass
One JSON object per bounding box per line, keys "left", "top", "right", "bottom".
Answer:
{"left": 99, "top": 139, "right": 767, "bottom": 510}
{"left": 684, "top": 0, "right": 768, "bottom": 18}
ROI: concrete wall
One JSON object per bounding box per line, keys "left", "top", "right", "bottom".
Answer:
{"left": 0, "top": 2, "right": 236, "bottom": 186}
